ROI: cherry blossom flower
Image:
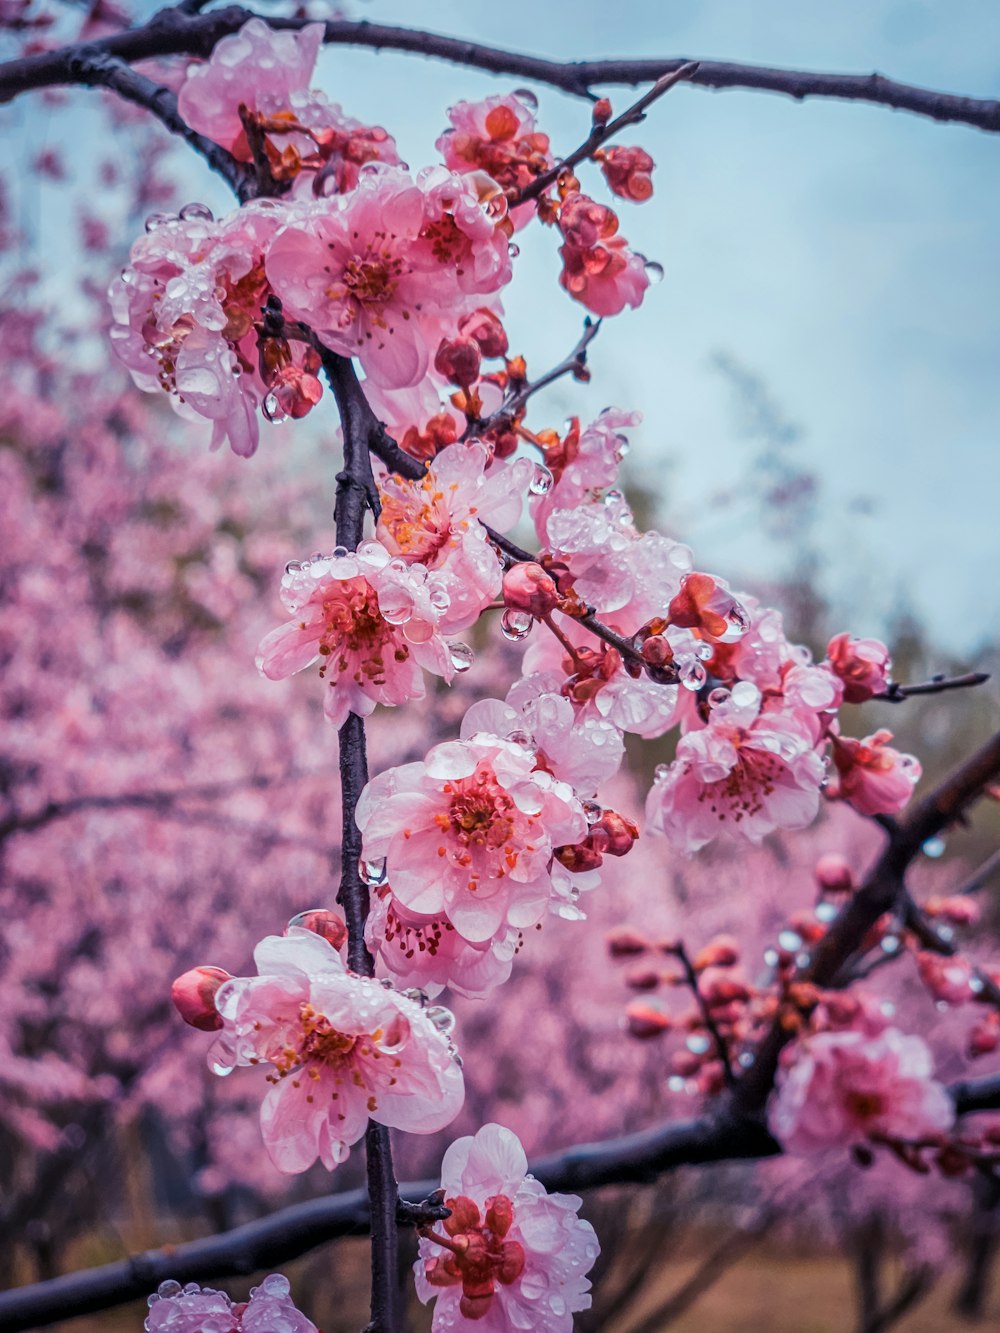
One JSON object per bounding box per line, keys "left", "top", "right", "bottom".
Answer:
{"left": 534, "top": 408, "right": 641, "bottom": 518}
{"left": 177, "top": 18, "right": 399, "bottom": 191}
{"left": 256, "top": 541, "right": 456, "bottom": 728}
{"left": 415, "top": 1123, "right": 598, "bottom": 1330}
{"left": 598, "top": 144, "right": 655, "bottom": 201}
{"left": 205, "top": 928, "right": 464, "bottom": 1173}
{"left": 437, "top": 92, "right": 554, "bottom": 205}
{"left": 265, "top": 167, "right": 511, "bottom": 388}
{"left": 645, "top": 681, "right": 827, "bottom": 853}
{"left": 109, "top": 201, "right": 313, "bottom": 456}
{"left": 557, "top": 192, "right": 649, "bottom": 316}
{"left": 145, "top": 1274, "right": 316, "bottom": 1333}
{"left": 828, "top": 729, "right": 921, "bottom": 816}
{"left": 826, "top": 632, "right": 892, "bottom": 703}
{"left": 355, "top": 734, "right": 587, "bottom": 947}
{"left": 769, "top": 1026, "right": 954, "bottom": 1155}
{"left": 375, "top": 441, "right": 532, "bottom": 632}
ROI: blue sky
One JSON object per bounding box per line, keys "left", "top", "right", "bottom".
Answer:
{"left": 7, "top": 0, "right": 1000, "bottom": 652}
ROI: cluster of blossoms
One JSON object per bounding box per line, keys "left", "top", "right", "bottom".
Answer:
{"left": 111, "top": 19, "right": 659, "bottom": 458}
{"left": 145, "top": 1274, "right": 316, "bottom": 1333}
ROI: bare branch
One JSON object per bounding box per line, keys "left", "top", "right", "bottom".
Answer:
{"left": 3, "top": 1074, "right": 998, "bottom": 1332}
{"left": 877, "top": 671, "right": 991, "bottom": 703}
{"left": 3, "top": 11, "right": 1000, "bottom": 134}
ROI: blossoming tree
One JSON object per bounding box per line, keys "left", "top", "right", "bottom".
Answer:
{"left": 2, "top": 4, "right": 1000, "bottom": 1331}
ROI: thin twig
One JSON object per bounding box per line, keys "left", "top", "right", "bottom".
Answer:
{"left": 514, "top": 63, "right": 699, "bottom": 206}
{"left": 876, "top": 671, "right": 991, "bottom": 703}
{"left": 469, "top": 318, "right": 602, "bottom": 441}
{"left": 667, "top": 941, "right": 736, "bottom": 1088}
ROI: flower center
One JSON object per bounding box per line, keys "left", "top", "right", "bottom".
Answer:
{"left": 444, "top": 764, "right": 516, "bottom": 849}
{"left": 317, "top": 579, "right": 407, "bottom": 684}
{"left": 423, "top": 1194, "right": 525, "bottom": 1321}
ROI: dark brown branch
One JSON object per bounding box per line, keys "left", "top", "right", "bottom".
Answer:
{"left": 900, "top": 892, "right": 1000, "bottom": 1009}
{"left": 4, "top": 1074, "right": 999, "bottom": 1332}
{"left": 666, "top": 941, "right": 736, "bottom": 1087}
{"left": 63, "top": 49, "right": 252, "bottom": 198}
{"left": 953, "top": 846, "right": 1000, "bottom": 897}
{"left": 876, "top": 671, "right": 991, "bottom": 703}
{"left": 735, "top": 725, "right": 1000, "bottom": 1112}
{"left": 3, "top": 10, "right": 1000, "bottom": 134}
{"left": 469, "top": 317, "right": 601, "bottom": 440}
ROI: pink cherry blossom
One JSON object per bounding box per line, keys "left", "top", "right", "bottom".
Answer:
{"left": 256, "top": 541, "right": 456, "bottom": 729}
{"left": 645, "top": 681, "right": 827, "bottom": 853}
{"left": 415, "top": 1123, "right": 598, "bottom": 1330}
{"left": 109, "top": 201, "right": 309, "bottom": 456}
{"left": 769, "top": 1026, "right": 954, "bottom": 1155}
{"left": 145, "top": 1273, "right": 316, "bottom": 1333}
{"left": 365, "top": 886, "right": 520, "bottom": 999}
{"left": 178, "top": 20, "right": 326, "bottom": 154}
{"left": 828, "top": 729, "right": 921, "bottom": 816}
{"left": 826, "top": 632, "right": 892, "bottom": 703}
{"left": 375, "top": 441, "right": 532, "bottom": 632}
{"left": 355, "top": 734, "right": 587, "bottom": 948}
{"left": 536, "top": 408, "right": 641, "bottom": 517}
{"left": 206, "top": 928, "right": 464, "bottom": 1173}
{"left": 437, "top": 92, "right": 554, "bottom": 212}
{"left": 266, "top": 167, "right": 511, "bottom": 389}
{"left": 557, "top": 192, "right": 649, "bottom": 316}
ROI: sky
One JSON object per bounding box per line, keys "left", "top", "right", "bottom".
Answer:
{"left": 7, "top": 0, "right": 1000, "bottom": 652}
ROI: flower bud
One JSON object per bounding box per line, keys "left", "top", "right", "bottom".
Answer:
{"left": 624, "top": 964, "right": 661, "bottom": 991}
{"left": 815, "top": 854, "right": 855, "bottom": 894}
{"left": 485, "top": 1194, "right": 515, "bottom": 1238}
{"left": 592, "top": 97, "right": 613, "bottom": 127}
{"left": 600, "top": 145, "right": 655, "bottom": 202}
{"left": 587, "top": 809, "right": 639, "bottom": 857}
{"left": 693, "top": 935, "right": 740, "bottom": 970}
{"left": 171, "top": 965, "right": 230, "bottom": 1031}
{"left": 825, "top": 632, "right": 891, "bottom": 703}
{"left": 625, "top": 1000, "right": 671, "bottom": 1038}
{"left": 555, "top": 841, "right": 603, "bottom": 873}
{"left": 916, "top": 952, "right": 974, "bottom": 1005}
{"left": 502, "top": 562, "right": 559, "bottom": 618}
{"left": 434, "top": 336, "right": 482, "bottom": 388}
{"left": 458, "top": 307, "right": 509, "bottom": 359}
{"left": 925, "top": 895, "right": 980, "bottom": 926}
{"left": 607, "top": 925, "right": 650, "bottom": 957}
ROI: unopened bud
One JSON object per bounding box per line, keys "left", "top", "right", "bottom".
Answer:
{"left": 815, "top": 854, "right": 855, "bottom": 894}
{"left": 925, "top": 895, "right": 980, "bottom": 926}
{"left": 624, "top": 964, "right": 661, "bottom": 991}
{"left": 458, "top": 307, "right": 509, "bottom": 359}
{"left": 171, "top": 966, "right": 230, "bottom": 1031}
{"left": 502, "top": 562, "right": 559, "bottom": 618}
{"left": 443, "top": 1195, "right": 481, "bottom": 1236}
{"left": 607, "top": 925, "right": 650, "bottom": 957}
{"left": 592, "top": 97, "right": 613, "bottom": 127}
{"left": 555, "top": 841, "right": 603, "bottom": 873}
{"left": 625, "top": 1000, "right": 671, "bottom": 1038}
{"left": 588, "top": 809, "right": 639, "bottom": 857}
{"left": 434, "top": 336, "right": 481, "bottom": 388}
{"left": 693, "top": 935, "right": 740, "bottom": 970}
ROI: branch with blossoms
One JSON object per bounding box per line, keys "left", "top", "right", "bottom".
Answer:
{"left": 4, "top": 8, "right": 1000, "bottom": 1333}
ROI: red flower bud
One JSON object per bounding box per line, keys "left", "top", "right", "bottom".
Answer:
{"left": 588, "top": 809, "right": 639, "bottom": 857}
{"left": 502, "top": 562, "right": 559, "bottom": 618}
{"left": 624, "top": 964, "right": 661, "bottom": 991}
{"left": 555, "top": 841, "right": 604, "bottom": 873}
{"left": 458, "top": 307, "right": 509, "bottom": 359}
{"left": 607, "top": 925, "right": 650, "bottom": 957}
{"left": 693, "top": 935, "right": 740, "bottom": 970}
{"left": 592, "top": 97, "right": 613, "bottom": 127}
{"left": 625, "top": 1000, "right": 671, "bottom": 1038}
{"left": 434, "top": 336, "right": 482, "bottom": 388}
{"left": 171, "top": 965, "right": 230, "bottom": 1031}
{"left": 814, "top": 854, "right": 855, "bottom": 894}
{"left": 826, "top": 632, "right": 891, "bottom": 704}
{"left": 600, "top": 144, "right": 655, "bottom": 202}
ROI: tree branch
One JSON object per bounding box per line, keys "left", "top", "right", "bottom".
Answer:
{"left": 876, "top": 671, "right": 991, "bottom": 703}
{"left": 3, "top": 10, "right": 1000, "bottom": 134}
{"left": 3, "top": 1073, "right": 998, "bottom": 1332}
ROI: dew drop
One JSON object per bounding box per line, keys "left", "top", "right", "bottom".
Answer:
{"left": 425, "top": 1005, "right": 456, "bottom": 1035}
{"left": 738, "top": 1051, "right": 755, "bottom": 1068}
{"left": 654, "top": 762, "right": 670, "bottom": 783}
{"left": 513, "top": 87, "right": 539, "bottom": 110}
{"left": 708, "top": 687, "right": 730, "bottom": 708}
{"left": 144, "top": 211, "right": 175, "bottom": 232}
{"left": 359, "top": 857, "right": 388, "bottom": 886}
{"left": 815, "top": 901, "right": 838, "bottom": 923}
{"left": 667, "top": 1075, "right": 686, "bottom": 1092}
{"left": 333, "top": 545, "right": 349, "bottom": 559}
{"left": 528, "top": 462, "right": 553, "bottom": 495}
{"left": 719, "top": 601, "right": 751, "bottom": 642}
{"left": 679, "top": 658, "right": 707, "bottom": 691}
{"left": 500, "top": 608, "right": 533, "bottom": 641}
{"left": 262, "top": 392, "right": 288, "bottom": 424}
{"left": 508, "top": 241, "right": 521, "bottom": 259}
{"left": 429, "top": 584, "right": 451, "bottom": 612}
{"left": 157, "top": 1280, "right": 182, "bottom": 1300}
{"left": 284, "top": 560, "right": 303, "bottom": 575}
{"left": 970, "top": 975, "right": 985, "bottom": 994}
{"left": 686, "top": 1033, "right": 711, "bottom": 1055}
{"left": 179, "top": 201, "right": 214, "bottom": 222}
{"left": 582, "top": 799, "right": 602, "bottom": 825}
{"left": 922, "top": 836, "right": 946, "bottom": 858}
{"left": 449, "top": 641, "right": 475, "bottom": 672}
{"left": 778, "top": 929, "right": 802, "bottom": 952}
{"left": 614, "top": 433, "right": 631, "bottom": 460}
{"left": 880, "top": 934, "right": 900, "bottom": 954}
{"left": 763, "top": 947, "right": 779, "bottom": 967}
{"left": 403, "top": 987, "right": 430, "bottom": 1007}
{"left": 506, "top": 728, "right": 533, "bottom": 748}
{"left": 209, "top": 1058, "right": 234, "bottom": 1077}
{"left": 643, "top": 258, "right": 665, "bottom": 284}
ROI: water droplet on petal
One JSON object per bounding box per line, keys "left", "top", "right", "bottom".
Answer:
{"left": 514, "top": 87, "right": 539, "bottom": 111}
{"left": 449, "top": 641, "right": 475, "bottom": 672}
{"left": 403, "top": 987, "right": 430, "bottom": 1007}
{"left": 506, "top": 728, "right": 533, "bottom": 748}
{"left": 778, "top": 929, "right": 802, "bottom": 952}
{"left": 880, "top": 934, "right": 900, "bottom": 954}
{"left": 679, "top": 659, "right": 706, "bottom": 691}
{"left": 970, "top": 975, "right": 985, "bottom": 994}
{"left": 144, "top": 211, "right": 175, "bottom": 232}
{"left": 359, "top": 857, "right": 388, "bottom": 886}
{"left": 643, "top": 258, "right": 664, "bottom": 284}
{"left": 614, "top": 433, "right": 631, "bottom": 460}
{"left": 425, "top": 1005, "right": 456, "bottom": 1035}
{"left": 922, "top": 836, "right": 946, "bottom": 858}
{"left": 708, "top": 687, "right": 730, "bottom": 708}
{"left": 719, "top": 601, "right": 751, "bottom": 642}
{"left": 501, "top": 608, "right": 533, "bottom": 640}
{"left": 209, "top": 1057, "right": 234, "bottom": 1077}
{"left": 582, "top": 799, "right": 602, "bottom": 825}
{"left": 508, "top": 241, "right": 521, "bottom": 259}
{"left": 654, "top": 762, "right": 670, "bottom": 783}
{"left": 284, "top": 560, "right": 303, "bottom": 575}
{"left": 156, "top": 1280, "right": 182, "bottom": 1300}
{"left": 528, "top": 462, "right": 553, "bottom": 495}
{"left": 179, "top": 202, "right": 214, "bottom": 222}
{"left": 686, "top": 1033, "right": 711, "bottom": 1055}
{"left": 262, "top": 392, "right": 288, "bottom": 424}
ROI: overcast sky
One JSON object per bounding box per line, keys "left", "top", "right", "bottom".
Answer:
{"left": 8, "top": 0, "right": 1000, "bottom": 653}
